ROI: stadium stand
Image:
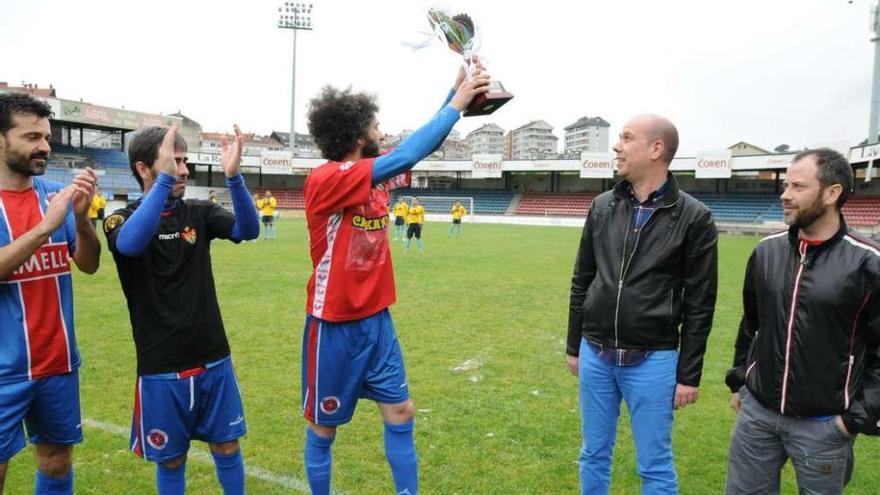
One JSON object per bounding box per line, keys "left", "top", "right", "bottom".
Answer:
{"left": 51, "top": 144, "right": 129, "bottom": 169}
{"left": 690, "top": 193, "right": 782, "bottom": 223}
{"left": 539, "top": 191, "right": 880, "bottom": 227}
{"left": 391, "top": 189, "right": 515, "bottom": 215}
{"left": 80, "top": 147, "right": 129, "bottom": 169}
{"left": 515, "top": 192, "right": 597, "bottom": 217}
{"left": 251, "top": 187, "right": 516, "bottom": 214}
{"left": 40, "top": 168, "right": 879, "bottom": 227}
{"left": 45, "top": 165, "right": 141, "bottom": 196}
{"left": 43, "top": 142, "right": 142, "bottom": 195}
{"left": 842, "top": 196, "right": 880, "bottom": 226}
{"left": 100, "top": 169, "right": 141, "bottom": 194}
{"left": 50, "top": 143, "right": 83, "bottom": 155}
{"left": 250, "top": 187, "right": 517, "bottom": 215}
{"left": 253, "top": 187, "right": 305, "bottom": 209}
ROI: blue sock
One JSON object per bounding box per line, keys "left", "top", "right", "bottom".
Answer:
{"left": 156, "top": 461, "right": 187, "bottom": 495}
{"left": 384, "top": 421, "right": 418, "bottom": 495}
{"left": 305, "top": 428, "right": 335, "bottom": 495}
{"left": 212, "top": 450, "right": 245, "bottom": 495}
{"left": 416, "top": 239, "right": 423, "bottom": 251}
{"left": 405, "top": 238, "right": 412, "bottom": 250}
{"left": 34, "top": 468, "right": 73, "bottom": 495}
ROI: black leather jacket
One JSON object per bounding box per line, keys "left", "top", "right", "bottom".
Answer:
{"left": 725, "top": 220, "right": 880, "bottom": 435}
{"left": 567, "top": 173, "right": 718, "bottom": 386}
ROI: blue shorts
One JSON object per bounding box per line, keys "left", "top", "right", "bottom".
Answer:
{"left": 0, "top": 371, "right": 82, "bottom": 464}
{"left": 130, "top": 357, "right": 246, "bottom": 463}
{"left": 301, "top": 309, "right": 409, "bottom": 426}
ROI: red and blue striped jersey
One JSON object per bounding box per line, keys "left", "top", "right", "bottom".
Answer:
{"left": 0, "top": 178, "right": 80, "bottom": 383}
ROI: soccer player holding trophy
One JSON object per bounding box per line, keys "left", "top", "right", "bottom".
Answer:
{"left": 298, "top": 11, "right": 493, "bottom": 494}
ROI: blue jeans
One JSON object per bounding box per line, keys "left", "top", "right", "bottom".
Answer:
{"left": 578, "top": 338, "right": 679, "bottom": 495}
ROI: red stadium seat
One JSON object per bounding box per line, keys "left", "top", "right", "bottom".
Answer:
{"left": 515, "top": 192, "right": 597, "bottom": 217}
{"left": 254, "top": 187, "right": 305, "bottom": 209}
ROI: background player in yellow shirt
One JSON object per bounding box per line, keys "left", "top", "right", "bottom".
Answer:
{"left": 259, "top": 190, "right": 277, "bottom": 240}
{"left": 449, "top": 200, "right": 467, "bottom": 238}
{"left": 404, "top": 197, "right": 425, "bottom": 254}
{"left": 87, "top": 188, "right": 107, "bottom": 228}
{"left": 392, "top": 198, "right": 408, "bottom": 242}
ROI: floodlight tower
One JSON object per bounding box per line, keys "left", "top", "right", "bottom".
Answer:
{"left": 278, "top": 2, "right": 314, "bottom": 154}
{"left": 869, "top": 1, "right": 880, "bottom": 143}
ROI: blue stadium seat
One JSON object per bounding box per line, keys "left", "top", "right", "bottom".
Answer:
{"left": 690, "top": 193, "right": 782, "bottom": 223}
{"left": 391, "top": 189, "right": 515, "bottom": 215}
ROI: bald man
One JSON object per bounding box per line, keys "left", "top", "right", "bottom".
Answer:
{"left": 566, "top": 115, "right": 718, "bottom": 494}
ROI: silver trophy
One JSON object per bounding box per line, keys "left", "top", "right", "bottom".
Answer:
{"left": 428, "top": 9, "right": 513, "bottom": 116}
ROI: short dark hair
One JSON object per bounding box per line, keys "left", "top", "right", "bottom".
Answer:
{"left": 307, "top": 85, "right": 378, "bottom": 162}
{"left": 794, "top": 148, "right": 853, "bottom": 208}
{"left": 0, "top": 93, "right": 54, "bottom": 135}
{"left": 127, "top": 126, "right": 187, "bottom": 189}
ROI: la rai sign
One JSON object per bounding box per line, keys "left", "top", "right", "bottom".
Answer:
{"left": 579, "top": 152, "right": 615, "bottom": 179}
{"left": 695, "top": 150, "right": 732, "bottom": 179}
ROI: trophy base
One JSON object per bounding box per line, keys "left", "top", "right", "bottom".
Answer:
{"left": 464, "top": 83, "right": 513, "bottom": 117}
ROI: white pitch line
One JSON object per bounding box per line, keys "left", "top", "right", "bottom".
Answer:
{"left": 82, "top": 417, "right": 345, "bottom": 494}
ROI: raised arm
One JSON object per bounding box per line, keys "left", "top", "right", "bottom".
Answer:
{"left": 371, "top": 65, "right": 490, "bottom": 184}
{"left": 0, "top": 187, "right": 75, "bottom": 279}
{"left": 220, "top": 125, "right": 259, "bottom": 241}
{"left": 115, "top": 126, "right": 179, "bottom": 257}
{"left": 69, "top": 167, "right": 101, "bottom": 273}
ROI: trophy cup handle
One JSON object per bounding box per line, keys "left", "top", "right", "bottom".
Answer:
{"left": 462, "top": 51, "right": 487, "bottom": 81}
{"left": 460, "top": 51, "right": 514, "bottom": 117}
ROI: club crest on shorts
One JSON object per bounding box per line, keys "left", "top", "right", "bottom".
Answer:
{"left": 147, "top": 429, "right": 169, "bottom": 450}
{"left": 320, "top": 396, "right": 341, "bottom": 414}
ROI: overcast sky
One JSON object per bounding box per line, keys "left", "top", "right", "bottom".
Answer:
{"left": 1, "top": 0, "right": 874, "bottom": 155}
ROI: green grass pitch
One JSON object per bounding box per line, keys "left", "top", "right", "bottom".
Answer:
{"left": 4, "top": 219, "right": 879, "bottom": 494}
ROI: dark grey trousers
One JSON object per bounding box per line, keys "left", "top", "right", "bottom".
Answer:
{"left": 725, "top": 387, "right": 855, "bottom": 495}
